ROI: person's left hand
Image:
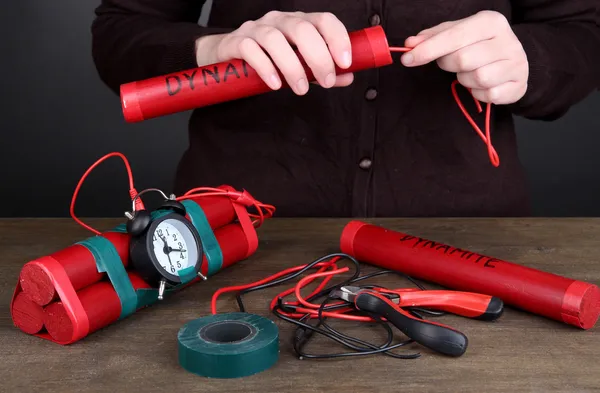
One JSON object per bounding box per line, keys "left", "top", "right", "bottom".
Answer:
{"left": 401, "top": 10, "right": 529, "bottom": 105}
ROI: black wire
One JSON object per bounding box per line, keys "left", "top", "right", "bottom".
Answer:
{"left": 309, "top": 291, "right": 420, "bottom": 359}
{"left": 272, "top": 304, "right": 421, "bottom": 360}
{"left": 235, "top": 253, "right": 361, "bottom": 312}
{"left": 296, "top": 295, "right": 397, "bottom": 353}
{"left": 230, "top": 252, "right": 440, "bottom": 360}
{"left": 290, "top": 271, "right": 427, "bottom": 359}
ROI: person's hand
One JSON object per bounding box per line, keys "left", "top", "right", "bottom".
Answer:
{"left": 401, "top": 11, "right": 529, "bottom": 105}
{"left": 195, "top": 11, "right": 354, "bottom": 95}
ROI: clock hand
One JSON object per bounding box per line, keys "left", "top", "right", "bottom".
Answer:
{"left": 159, "top": 233, "right": 168, "bottom": 246}
{"left": 159, "top": 234, "right": 172, "bottom": 254}
{"left": 170, "top": 248, "right": 186, "bottom": 252}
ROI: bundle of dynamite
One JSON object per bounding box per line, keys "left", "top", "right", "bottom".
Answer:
{"left": 9, "top": 152, "right": 275, "bottom": 344}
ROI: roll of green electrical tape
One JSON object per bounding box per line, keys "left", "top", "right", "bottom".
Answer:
{"left": 177, "top": 312, "right": 279, "bottom": 378}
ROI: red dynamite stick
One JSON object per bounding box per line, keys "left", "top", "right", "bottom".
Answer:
{"left": 19, "top": 231, "right": 130, "bottom": 307}
{"left": 19, "top": 196, "right": 236, "bottom": 306}
{"left": 43, "top": 272, "right": 151, "bottom": 342}
{"left": 185, "top": 194, "right": 237, "bottom": 230}
{"left": 11, "top": 292, "right": 45, "bottom": 334}
{"left": 340, "top": 221, "right": 600, "bottom": 330}
{"left": 42, "top": 222, "right": 249, "bottom": 342}
{"left": 120, "top": 26, "right": 393, "bottom": 122}
{"left": 199, "top": 223, "right": 249, "bottom": 277}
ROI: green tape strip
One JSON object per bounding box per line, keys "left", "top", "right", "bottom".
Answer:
{"left": 177, "top": 266, "right": 197, "bottom": 284}
{"left": 107, "top": 222, "right": 162, "bottom": 306}
{"left": 109, "top": 224, "right": 127, "bottom": 233}
{"left": 135, "top": 288, "right": 160, "bottom": 309}
{"left": 151, "top": 209, "right": 172, "bottom": 220}
{"left": 77, "top": 236, "right": 137, "bottom": 319}
{"left": 178, "top": 312, "right": 279, "bottom": 379}
{"left": 181, "top": 200, "right": 223, "bottom": 277}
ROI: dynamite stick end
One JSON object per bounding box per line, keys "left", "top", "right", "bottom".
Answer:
{"left": 340, "top": 220, "right": 368, "bottom": 256}
{"left": 19, "top": 263, "right": 56, "bottom": 306}
{"left": 43, "top": 302, "right": 74, "bottom": 343}
{"left": 562, "top": 282, "right": 600, "bottom": 330}
{"left": 120, "top": 81, "right": 143, "bottom": 123}
{"left": 362, "top": 25, "right": 393, "bottom": 67}
{"left": 12, "top": 292, "right": 45, "bottom": 334}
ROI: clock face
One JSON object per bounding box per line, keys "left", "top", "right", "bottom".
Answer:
{"left": 150, "top": 218, "right": 200, "bottom": 277}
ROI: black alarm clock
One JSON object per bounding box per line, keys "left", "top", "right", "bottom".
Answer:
{"left": 124, "top": 188, "right": 206, "bottom": 300}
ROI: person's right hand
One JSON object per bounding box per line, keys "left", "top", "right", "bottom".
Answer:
{"left": 195, "top": 11, "right": 354, "bottom": 95}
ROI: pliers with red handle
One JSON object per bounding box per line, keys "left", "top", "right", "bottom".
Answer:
{"left": 330, "top": 286, "right": 504, "bottom": 357}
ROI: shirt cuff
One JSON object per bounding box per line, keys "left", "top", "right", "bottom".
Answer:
{"left": 505, "top": 24, "right": 555, "bottom": 118}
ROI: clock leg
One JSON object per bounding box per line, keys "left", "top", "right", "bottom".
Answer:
{"left": 197, "top": 271, "right": 207, "bottom": 281}
{"left": 158, "top": 279, "right": 166, "bottom": 300}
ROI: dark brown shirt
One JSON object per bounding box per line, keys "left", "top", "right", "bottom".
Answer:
{"left": 91, "top": 0, "right": 600, "bottom": 217}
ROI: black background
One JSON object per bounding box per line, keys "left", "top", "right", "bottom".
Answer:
{"left": 2, "top": 1, "right": 599, "bottom": 218}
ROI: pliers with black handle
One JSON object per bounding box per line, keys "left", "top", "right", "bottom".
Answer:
{"left": 330, "top": 286, "right": 504, "bottom": 357}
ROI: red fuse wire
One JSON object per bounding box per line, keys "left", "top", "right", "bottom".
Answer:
{"left": 390, "top": 46, "right": 499, "bottom": 167}
{"left": 69, "top": 153, "right": 275, "bottom": 237}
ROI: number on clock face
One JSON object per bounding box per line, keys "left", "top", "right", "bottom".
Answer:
{"left": 151, "top": 219, "right": 193, "bottom": 276}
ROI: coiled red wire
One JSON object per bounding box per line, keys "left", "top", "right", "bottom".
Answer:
{"left": 70, "top": 153, "right": 275, "bottom": 235}
{"left": 390, "top": 46, "right": 499, "bottom": 167}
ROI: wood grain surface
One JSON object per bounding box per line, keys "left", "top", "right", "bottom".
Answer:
{"left": 1, "top": 218, "right": 599, "bottom": 393}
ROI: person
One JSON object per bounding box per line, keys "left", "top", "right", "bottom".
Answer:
{"left": 91, "top": 1, "right": 600, "bottom": 218}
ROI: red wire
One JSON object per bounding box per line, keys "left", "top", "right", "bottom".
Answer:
{"left": 210, "top": 260, "right": 338, "bottom": 314}
{"left": 70, "top": 156, "right": 276, "bottom": 235}
{"left": 293, "top": 268, "right": 350, "bottom": 309}
{"left": 269, "top": 265, "right": 337, "bottom": 310}
{"left": 70, "top": 152, "right": 141, "bottom": 235}
{"left": 389, "top": 46, "right": 500, "bottom": 167}
{"left": 267, "top": 260, "right": 342, "bottom": 318}
{"left": 291, "top": 268, "right": 372, "bottom": 322}
{"left": 451, "top": 81, "right": 499, "bottom": 166}
{"left": 177, "top": 187, "right": 276, "bottom": 228}
{"left": 212, "top": 255, "right": 382, "bottom": 323}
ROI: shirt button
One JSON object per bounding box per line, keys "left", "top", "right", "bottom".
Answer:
{"left": 365, "top": 88, "right": 378, "bottom": 101}
{"left": 369, "top": 14, "right": 381, "bottom": 26}
{"left": 359, "top": 158, "right": 373, "bottom": 170}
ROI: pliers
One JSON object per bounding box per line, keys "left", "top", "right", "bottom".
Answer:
{"left": 330, "top": 286, "right": 504, "bottom": 357}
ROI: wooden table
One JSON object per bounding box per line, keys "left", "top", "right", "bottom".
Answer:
{"left": 1, "top": 218, "right": 599, "bottom": 392}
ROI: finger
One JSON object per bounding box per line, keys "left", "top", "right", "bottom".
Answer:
{"left": 457, "top": 59, "right": 523, "bottom": 90}
{"left": 470, "top": 81, "right": 527, "bottom": 105}
{"left": 309, "top": 72, "right": 354, "bottom": 87}
{"left": 404, "top": 35, "right": 428, "bottom": 48}
{"left": 215, "top": 34, "right": 282, "bottom": 90}
{"left": 301, "top": 12, "right": 352, "bottom": 69}
{"left": 250, "top": 24, "right": 310, "bottom": 95}
{"left": 276, "top": 14, "right": 337, "bottom": 88}
{"left": 405, "top": 22, "right": 459, "bottom": 48}
{"left": 416, "top": 20, "right": 460, "bottom": 37}
{"left": 436, "top": 38, "right": 508, "bottom": 73}
{"left": 235, "top": 37, "right": 282, "bottom": 90}
{"left": 333, "top": 72, "right": 354, "bottom": 86}
{"left": 402, "top": 11, "right": 509, "bottom": 67}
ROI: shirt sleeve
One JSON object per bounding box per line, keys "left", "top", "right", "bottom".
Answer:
{"left": 507, "top": 0, "right": 600, "bottom": 120}
{"left": 91, "top": 0, "right": 234, "bottom": 95}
